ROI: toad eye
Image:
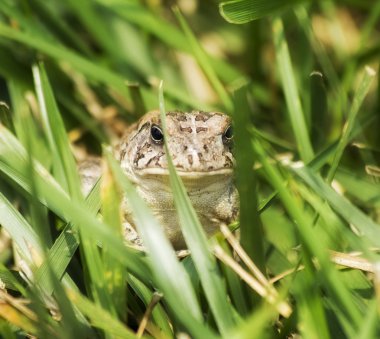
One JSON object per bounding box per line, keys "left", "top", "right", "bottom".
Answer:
{"left": 223, "top": 125, "right": 233, "bottom": 144}
{"left": 150, "top": 124, "right": 164, "bottom": 144}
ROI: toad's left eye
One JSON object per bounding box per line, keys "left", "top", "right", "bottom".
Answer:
{"left": 223, "top": 125, "right": 233, "bottom": 144}
{"left": 150, "top": 124, "right": 164, "bottom": 144}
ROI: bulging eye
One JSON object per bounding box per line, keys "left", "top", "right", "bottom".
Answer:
{"left": 150, "top": 124, "right": 164, "bottom": 144}
{"left": 223, "top": 125, "right": 233, "bottom": 144}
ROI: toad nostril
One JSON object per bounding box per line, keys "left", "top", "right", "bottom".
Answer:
{"left": 188, "top": 154, "right": 193, "bottom": 165}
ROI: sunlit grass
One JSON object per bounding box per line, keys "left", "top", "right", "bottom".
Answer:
{"left": 0, "top": 1, "right": 380, "bottom": 338}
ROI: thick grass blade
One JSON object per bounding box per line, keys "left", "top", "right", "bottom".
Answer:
{"left": 100, "top": 160, "right": 127, "bottom": 320}
{"left": 272, "top": 17, "right": 314, "bottom": 163}
{"left": 233, "top": 86, "right": 265, "bottom": 271}
{"left": 158, "top": 82, "right": 236, "bottom": 334}
{"left": 32, "top": 63, "right": 82, "bottom": 199}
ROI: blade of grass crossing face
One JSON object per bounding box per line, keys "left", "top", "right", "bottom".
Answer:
{"left": 272, "top": 17, "right": 314, "bottom": 163}
{"left": 159, "top": 82, "right": 236, "bottom": 334}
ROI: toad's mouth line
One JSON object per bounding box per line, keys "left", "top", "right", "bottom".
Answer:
{"left": 134, "top": 167, "right": 233, "bottom": 177}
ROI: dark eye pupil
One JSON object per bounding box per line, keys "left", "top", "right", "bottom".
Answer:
{"left": 223, "top": 125, "right": 233, "bottom": 141}
{"left": 151, "top": 124, "right": 164, "bottom": 143}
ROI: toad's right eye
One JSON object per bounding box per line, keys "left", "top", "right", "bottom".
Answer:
{"left": 150, "top": 124, "right": 164, "bottom": 144}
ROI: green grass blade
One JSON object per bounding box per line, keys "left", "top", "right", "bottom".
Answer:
{"left": 233, "top": 86, "right": 265, "bottom": 271}
{"left": 0, "top": 192, "right": 42, "bottom": 264}
{"left": 326, "top": 66, "right": 376, "bottom": 183}
{"left": 219, "top": 0, "right": 309, "bottom": 24}
{"left": 294, "top": 166, "right": 380, "bottom": 248}
{"left": 159, "top": 82, "right": 236, "bottom": 334}
{"left": 272, "top": 17, "right": 314, "bottom": 163}
{"left": 128, "top": 275, "right": 173, "bottom": 337}
{"left": 32, "top": 63, "right": 82, "bottom": 199}
{"left": 105, "top": 150, "right": 216, "bottom": 338}
{"left": 67, "top": 288, "right": 140, "bottom": 339}
{"left": 309, "top": 71, "right": 328, "bottom": 151}
{"left": 100, "top": 160, "right": 127, "bottom": 320}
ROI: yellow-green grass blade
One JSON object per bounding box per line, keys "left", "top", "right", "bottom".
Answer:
{"left": 105, "top": 151, "right": 216, "bottom": 338}
{"left": 33, "top": 63, "right": 82, "bottom": 200}
{"left": 159, "top": 83, "right": 236, "bottom": 334}
{"left": 100, "top": 160, "right": 127, "bottom": 320}
{"left": 272, "top": 17, "right": 314, "bottom": 163}
{"left": 0, "top": 192, "right": 42, "bottom": 266}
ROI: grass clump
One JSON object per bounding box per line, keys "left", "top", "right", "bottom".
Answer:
{"left": 0, "top": 1, "right": 380, "bottom": 338}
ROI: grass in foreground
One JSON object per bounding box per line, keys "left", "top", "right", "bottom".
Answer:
{"left": 0, "top": 1, "right": 380, "bottom": 338}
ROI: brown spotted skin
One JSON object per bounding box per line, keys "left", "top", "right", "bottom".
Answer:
{"left": 116, "top": 110, "right": 238, "bottom": 249}
{"left": 117, "top": 111, "right": 235, "bottom": 174}
{"left": 82, "top": 110, "right": 239, "bottom": 249}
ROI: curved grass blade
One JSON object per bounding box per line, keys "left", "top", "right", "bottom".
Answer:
{"left": 272, "top": 17, "right": 314, "bottom": 163}
{"left": 159, "top": 82, "right": 236, "bottom": 334}
{"left": 32, "top": 63, "right": 82, "bottom": 200}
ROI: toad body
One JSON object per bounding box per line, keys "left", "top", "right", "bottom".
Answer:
{"left": 81, "top": 110, "right": 239, "bottom": 249}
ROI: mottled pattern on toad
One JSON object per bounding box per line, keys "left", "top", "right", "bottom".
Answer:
{"left": 81, "top": 110, "right": 239, "bottom": 249}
